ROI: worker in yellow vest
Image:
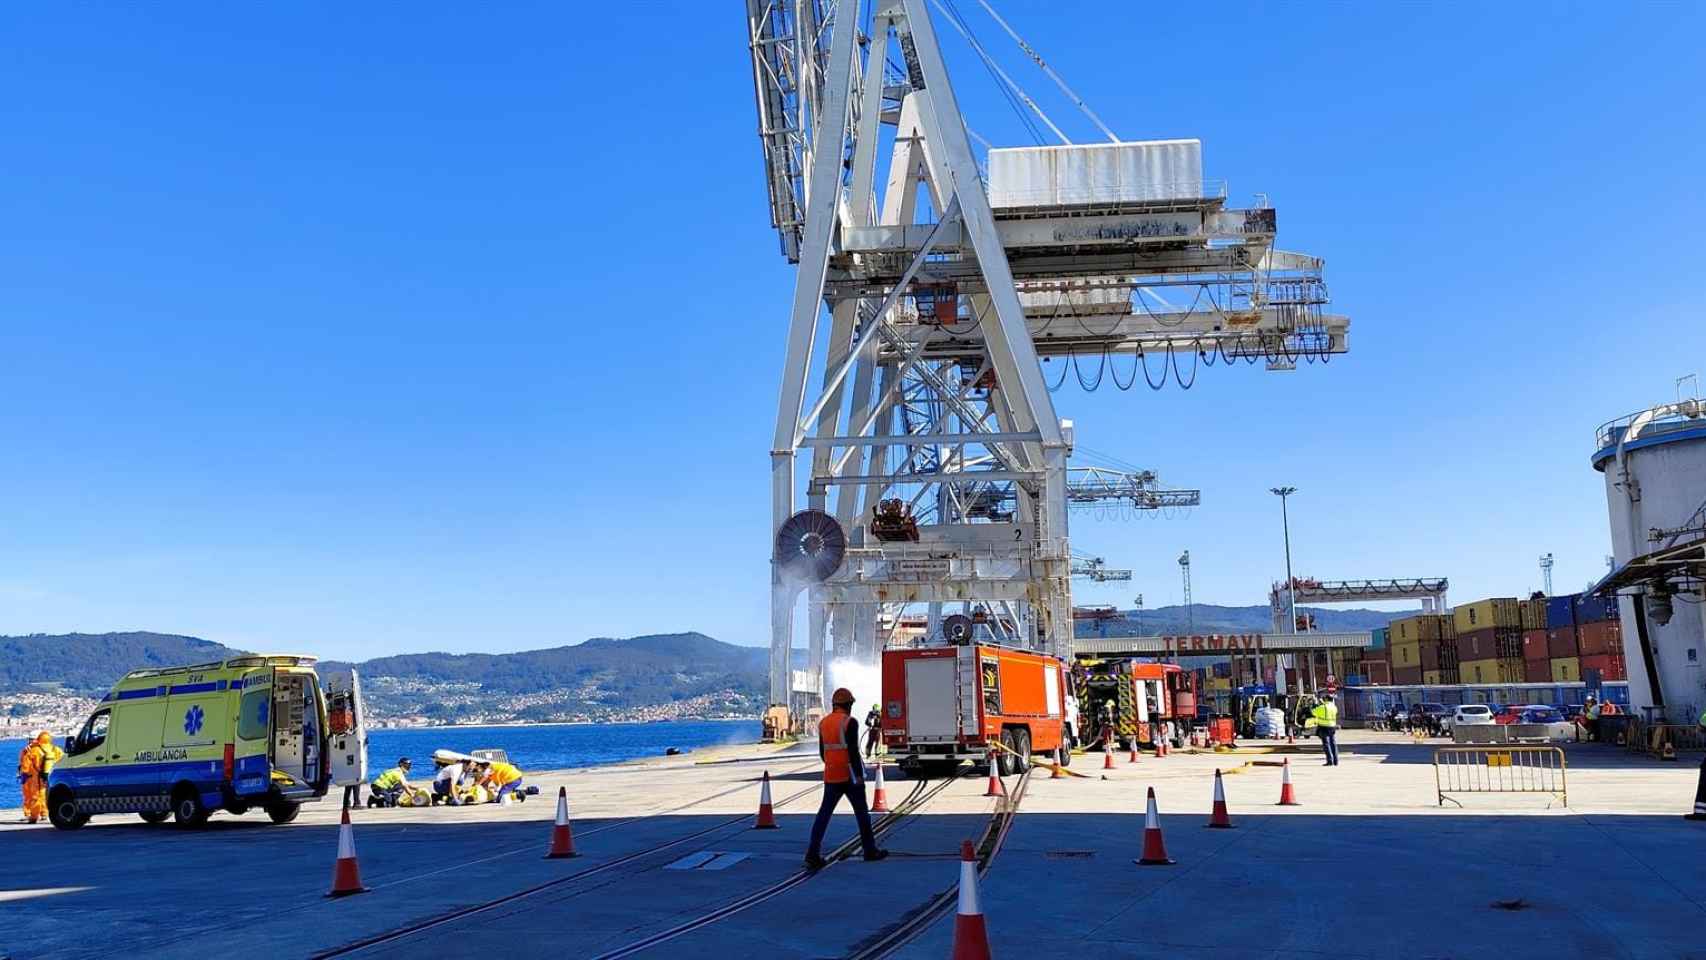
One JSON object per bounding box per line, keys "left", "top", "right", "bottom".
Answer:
{"left": 1304, "top": 693, "right": 1340, "bottom": 766}
{"left": 804, "top": 688, "right": 889, "bottom": 869}
{"left": 1690, "top": 709, "right": 1706, "bottom": 822}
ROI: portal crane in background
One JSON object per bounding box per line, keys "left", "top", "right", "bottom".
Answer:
{"left": 1269, "top": 577, "right": 1450, "bottom": 633}
{"left": 749, "top": 0, "right": 1352, "bottom": 715}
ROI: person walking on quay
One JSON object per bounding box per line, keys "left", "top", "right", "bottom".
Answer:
{"left": 1305, "top": 692, "right": 1340, "bottom": 766}
{"left": 804, "top": 687, "right": 888, "bottom": 869}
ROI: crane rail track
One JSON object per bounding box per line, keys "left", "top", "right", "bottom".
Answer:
{"left": 310, "top": 770, "right": 825, "bottom": 959}
{"left": 845, "top": 769, "right": 1032, "bottom": 960}
{"left": 584, "top": 772, "right": 962, "bottom": 960}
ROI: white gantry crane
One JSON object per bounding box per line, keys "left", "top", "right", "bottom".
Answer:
{"left": 1270, "top": 578, "right": 1450, "bottom": 633}
{"left": 748, "top": 0, "right": 1351, "bottom": 714}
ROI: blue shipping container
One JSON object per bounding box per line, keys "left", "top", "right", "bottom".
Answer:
{"left": 1574, "top": 594, "right": 1620, "bottom": 623}
{"left": 1371, "top": 627, "right": 1388, "bottom": 649}
{"left": 1546, "top": 594, "right": 1577, "bottom": 629}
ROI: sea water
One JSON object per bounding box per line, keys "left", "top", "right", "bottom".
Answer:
{"left": 1, "top": 718, "right": 758, "bottom": 813}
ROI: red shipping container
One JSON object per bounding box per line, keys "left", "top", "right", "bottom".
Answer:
{"left": 1363, "top": 660, "right": 1391, "bottom": 685}
{"left": 1546, "top": 626, "right": 1579, "bottom": 659}
{"left": 1392, "top": 665, "right": 1423, "bottom": 685}
{"left": 1522, "top": 629, "right": 1550, "bottom": 663}
{"left": 1581, "top": 654, "right": 1626, "bottom": 681}
{"left": 1457, "top": 627, "right": 1495, "bottom": 661}
{"left": 1579, "top": 620, "right": 1622, "bottom": 657}
{"left": 1523, "top": 659, "right": 1551, "bottom": 683}
{"left": 1419, "top": 641, "right": 1441, "bottom": 671}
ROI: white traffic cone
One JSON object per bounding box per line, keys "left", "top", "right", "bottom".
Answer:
{"left": 327, "top": 807, "right": 367, "bottom": 897}
{"left": 871, "top": 762, "right": 891, "bottom": 814}
{"left": 755, "top": 770, "right": 779, "bottom": 829}
{"left": 950, "top": 839, "right": 992, "bottom": 960}
{"left": 546, "top": 786, "right": 577, "bottom": 858}
{"left": 1207, "top": 768, "right": 1233, "bottom": 828}
{"left": 1136, "top": 786, "right": 1174, "bottom": 865}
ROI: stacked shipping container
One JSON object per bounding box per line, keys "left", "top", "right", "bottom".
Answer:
{"left": 1352, "top": 593, "right": 1620, "bottom": 689}
{"left": 1454, "top": 597, "right": 1525, "bottom": 686}
{"left": 1576, "top": 593, "right": 1625, "bottom": 681}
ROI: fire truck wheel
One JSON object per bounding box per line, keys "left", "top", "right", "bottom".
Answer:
{"left": 996, "top": 730, "right": 1018, "bottom": 776}
{"left": 1011, "top": 729, "right": 1032, "bottom": 774}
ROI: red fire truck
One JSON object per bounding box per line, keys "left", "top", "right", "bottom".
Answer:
{"left": 881, "top": 642, "right": 1070, "bottom": 779}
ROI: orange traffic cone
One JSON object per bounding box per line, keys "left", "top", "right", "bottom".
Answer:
{"left": 755, "top": 770, "right": 779, "bottom": 829}
{"left": 1103, "top": 749, "right": 1115, "bottom": 770}
{"left": 950, "top": 840, "right": 992, "bottom": 960}
{"left": 984, "top": 765, "right": 1005, "bottom": 797}
{"left": 871, "top": 762, "right": 891, "bottom": 814}
{"left": 1156, "top": 738, "right": 1168, "bottom": 758}
{"left": 1136, "top": 786, "right": 1174, "bottom": 865}
{"left": 1277, "top": 758, "right": 1300, "bottom": 806}
{"left": 1207, "top": 769, "right": 1234, "bottom": 828}
{"left": 1128, "top": 743, "right": 1139, "bottom": 764}
{"left": 327, "top": 807, "right": 367, "bottom": 897}
{"left": 545, "top": 786, "right": 578, "bottom": 858}
{"left": 1051, "top": 746, "right": 1065, "bottom": 779}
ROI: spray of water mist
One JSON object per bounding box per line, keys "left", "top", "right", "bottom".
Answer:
{"left": 827, "top": 657, "right": 883, "bottom": 719}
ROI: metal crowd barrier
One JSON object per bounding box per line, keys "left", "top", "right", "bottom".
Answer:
{"left": 1434, "top": 746, "right": 1568, "bottom": 808}
{"left": 1629, "top": 721, "right": 1706, "bottom": 758}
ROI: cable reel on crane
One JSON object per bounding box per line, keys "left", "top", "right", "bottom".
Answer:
{"left": 774, "top": 509, "right": 847, "bottom": 583}
{"left": 941, "top": 613, "right": 976, "bottom": 645}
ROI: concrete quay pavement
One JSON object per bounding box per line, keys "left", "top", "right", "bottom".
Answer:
{"left": 2, "top": 732, "right": 1702, "bottom": 960}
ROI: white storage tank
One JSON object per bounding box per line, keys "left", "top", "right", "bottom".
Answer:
{"left": 1593, "top": 401, "right": 1706, "bottom": 723}
{"left": 987, "top": 139, "right": 1203, "bottom": 208}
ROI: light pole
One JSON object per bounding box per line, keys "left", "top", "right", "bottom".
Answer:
{"left": 1271, "top": 486, "right": 1302, "bottom": 691}
{"left": 1133, "top": 593, "right": 1143, "bottom": 636}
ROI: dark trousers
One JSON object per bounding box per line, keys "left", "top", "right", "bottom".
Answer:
{"left": 806, "top": 780, "right": 879, "bottom": 859}
{"left": 1694, "top": 755, "right": 1706, "bottom": 816}
{"left": 1318, "top": 728, "right": 1339, "bottom": 765}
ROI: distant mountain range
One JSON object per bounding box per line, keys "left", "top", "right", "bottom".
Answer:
{"left": 0, "top": 631, "right": 768, "bottom": 724}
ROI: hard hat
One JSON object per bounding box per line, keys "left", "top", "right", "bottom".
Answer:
{"left": 398, "top": 757, "right": 412, "bottom": 768}
{"left": 35, "top": 731, "right": 52, "bottom": 744}
{"left": 832, "top": 687, "right": 855, "bottom": 706}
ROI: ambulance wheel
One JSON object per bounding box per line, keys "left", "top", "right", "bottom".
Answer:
{"left": 171, "top": 786, "right": 209, "bottom": 828}
{"left": 265, "top": 801, "right": 301, "bottom": 824}
{"left": 1011, "top": 729, "right": 1032, "bottom": 774}
{"left": 139, "top": 811, "right": 171, "bottom": 824}
{"left": 48, "top": 790, "right": 88, "bottom": 830}
{"left": 995, "top": 730, "right": 1018, "bottom": 776}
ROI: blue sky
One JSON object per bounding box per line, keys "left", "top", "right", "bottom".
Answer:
{"left": 2, "top": 3, "right": 1702, "bottom": 658}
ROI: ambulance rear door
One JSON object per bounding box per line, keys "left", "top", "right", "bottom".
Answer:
{"left": 322, "top": 668, "right": 368, "bottom": 787}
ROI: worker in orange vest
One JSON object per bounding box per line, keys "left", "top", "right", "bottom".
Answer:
{"left": 804, "top": 688, "right": 889, "bottom": 869}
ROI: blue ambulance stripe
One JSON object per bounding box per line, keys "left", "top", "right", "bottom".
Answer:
{"left": 168, "top": 681, "right": 220, "bottom": 695}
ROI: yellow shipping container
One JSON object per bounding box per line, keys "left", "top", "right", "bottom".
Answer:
{"left": 1550, "top": 657, "right": 1578, "bottom": 682}
{"left": 1460, "top": 657, "right": 1500, "bottom": 684}
{"left": 1422, "top": 670, "right": 1444, "bottom": 685}
{"left": 1454, "top": 598, "right": 1522, "bottom": 635}
{"left": 1390, "top": 614, "right": 1448, "bottom": 643}
{"left": 1520, "top": 599, "right": 1547, "bottom": 630}
{"left": 1392, "top": 639, "right": 1422, "bottom": 668}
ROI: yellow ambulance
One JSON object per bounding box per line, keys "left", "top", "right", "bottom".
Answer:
{"left": 47, "top": 654, "right": 367, "bottom": 829}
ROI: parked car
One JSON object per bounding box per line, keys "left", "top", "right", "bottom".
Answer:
{"left": 1519, "top": 706, "right": 1565, "bottom": 724}
{"left": 1494, "top": 704, "right": 1545, "bottom": 725}
{"left": 1443, "top": 703, "right": 1495, "bottom": 733}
